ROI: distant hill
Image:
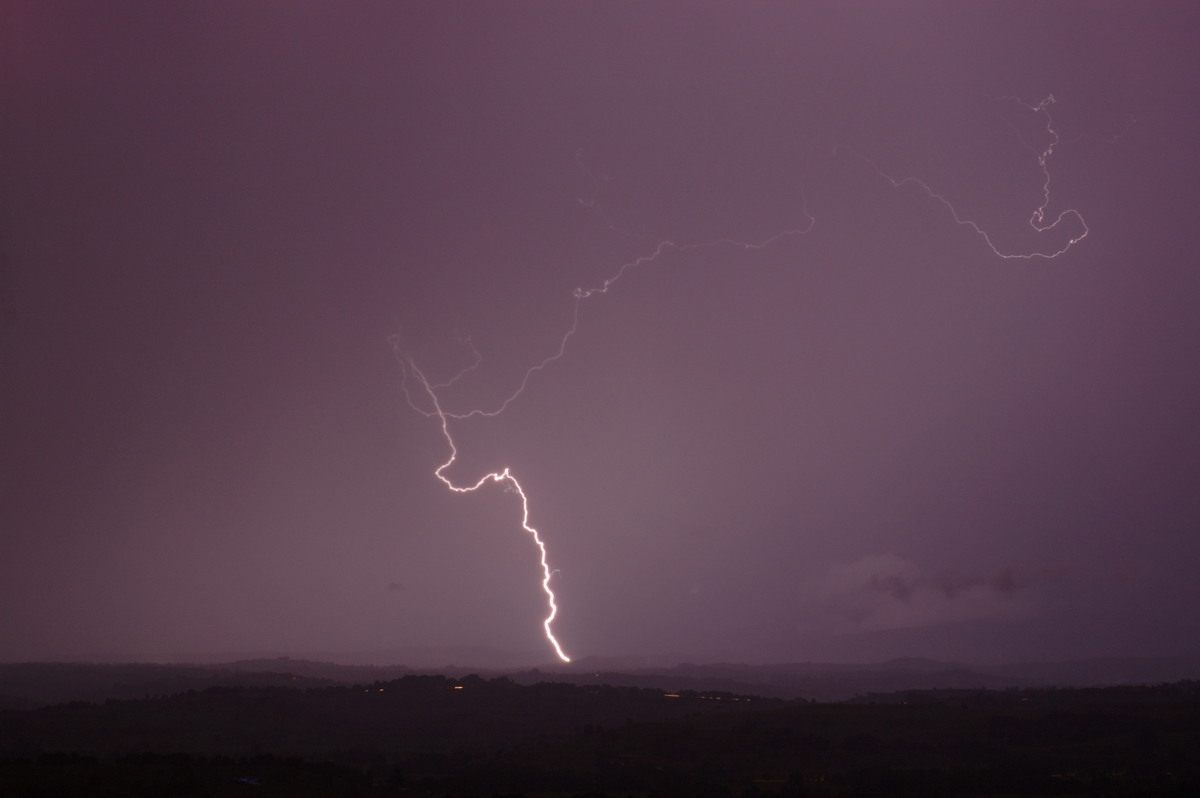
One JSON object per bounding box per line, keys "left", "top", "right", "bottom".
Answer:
{"left": 513, "top": 655, "right": 1200, "bottom": 702}
{"left": 2, "top": 655, "right": 1198, "bottom": 709}
{"left": 0, "top": 662, "right": 335, "bottom": 709}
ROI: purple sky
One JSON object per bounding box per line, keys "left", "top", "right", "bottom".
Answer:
{"left": 2, "top": 2, "right": 1198, "bottom": 667}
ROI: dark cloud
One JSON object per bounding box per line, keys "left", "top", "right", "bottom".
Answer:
{"left": 868, "top": 566, "right": 1028, "bottom": 602}
{"left": 812, "top": 555, "right": 1071, "bottom": 635}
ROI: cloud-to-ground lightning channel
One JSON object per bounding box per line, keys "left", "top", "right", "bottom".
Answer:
{"left": 392, "top": 192, "right": 815, "bottom": 661}
{"left": 392, "top": 352, "right": 572, "bottom": 662}
{"left": 394, "top": 96, "right": 1113, "bottom": 661}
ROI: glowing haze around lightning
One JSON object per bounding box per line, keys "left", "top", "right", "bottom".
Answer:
{"left": 393, "top": 95, "right": 1114, "bottom": 662}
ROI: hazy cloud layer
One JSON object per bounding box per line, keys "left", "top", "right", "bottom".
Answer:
{"left": 814, "top": 554, "right": 1063, "bottom": 633}
{"left": 1, "top": 2, "right": 1197, "bottom": 665}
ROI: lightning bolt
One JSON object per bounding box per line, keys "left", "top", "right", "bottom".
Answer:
{"left": 393, "top": 95, "right": 1120, "bottom": 661}
{"left": 392, "top": 352, "right": 571, "bottom": 661}
{"left": 839, "top": 94, "right": 1093, "bottom": 259}
{"left": 392, "top": 186, "right": 815, "bottom": 662}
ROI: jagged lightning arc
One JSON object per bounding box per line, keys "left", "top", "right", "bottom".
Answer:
{"left": 391, "top": 204, "right": 816, "bottom": 661}
{"left": 840, "top": 94, "right": 1113, "bottom": 259}
{"left": 391, "top": 351, "right": 571, "bottom": 661}
{"left": 393, "top": 95, "right": 1115, "bottom": 661}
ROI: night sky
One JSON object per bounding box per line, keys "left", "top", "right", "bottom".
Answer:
{"left": 2, "top": 2, "right": 1198, "bottom": 667}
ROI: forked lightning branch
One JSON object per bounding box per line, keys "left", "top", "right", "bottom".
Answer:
{"left": 393, "top": 95, "right": 1114, "bottom": 662}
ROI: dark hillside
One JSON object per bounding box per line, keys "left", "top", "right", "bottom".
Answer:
{"left": 1, "top": 678, "right": 1198, "bottom": 796}
{"left": 0, "top": 675, "right": 774, "bottom": 758}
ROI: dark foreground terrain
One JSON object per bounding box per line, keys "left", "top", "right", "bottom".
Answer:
{"left": 1, "top": 673, "right": 1198, "bottom": 797}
